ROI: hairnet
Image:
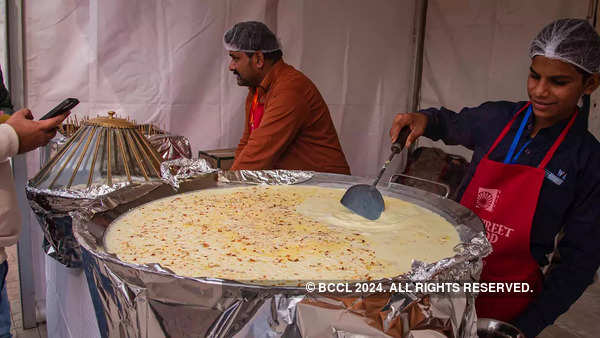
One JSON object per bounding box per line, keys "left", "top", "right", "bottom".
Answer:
{"left": 529, "top": 18, "right": 600, "bottom": 74}
{"left": 223, "top": 21, "right": 281, "bottom": 53}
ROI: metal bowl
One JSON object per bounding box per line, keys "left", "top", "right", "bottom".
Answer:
{"left": 477, "top": 318, "right": 526, "bottom": 338}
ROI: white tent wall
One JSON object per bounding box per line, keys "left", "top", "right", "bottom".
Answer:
{"left": 418, "top": 0, "right": 591, "bottom": 160}
{"left": 23, "top": 0, "right": 416, "bottom": 177}
{"left": 276, "top": 1, "right": 416, "bottom": 176}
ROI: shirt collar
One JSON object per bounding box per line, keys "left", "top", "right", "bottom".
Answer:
{"left": 523, "top": 106, "right": 586, "bottom": 141}
{"left": 250, "top": 60, "right": 285, "bottom": 97}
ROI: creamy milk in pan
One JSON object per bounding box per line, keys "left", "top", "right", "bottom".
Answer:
{"left": 104, "top": 185, "right": 460, "bottom": 284}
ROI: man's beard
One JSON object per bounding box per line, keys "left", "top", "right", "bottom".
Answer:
{"left": 234, "top": 71, "right": 252, "bottom": 87}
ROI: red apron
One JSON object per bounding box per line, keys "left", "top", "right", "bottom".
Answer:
{"left": 460, "top": 102, "right": 577, "bottom": 321}
{"left": 249, "top": 91, "right": 265, "bottom": 133}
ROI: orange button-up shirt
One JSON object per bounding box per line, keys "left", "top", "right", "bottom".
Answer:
{"left": 231, "top": 61, "right": 351, "bottom": 175}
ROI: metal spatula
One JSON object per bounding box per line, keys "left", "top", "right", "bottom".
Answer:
{"left": 341, "top": 127, "right": 411, "bottom": 220}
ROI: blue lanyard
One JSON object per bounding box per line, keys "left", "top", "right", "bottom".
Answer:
{"left": 510, "top": 138, "right": 533, "bottom": 164}
{"left": 503, "top": 106, "right": 533, "bottom": 164}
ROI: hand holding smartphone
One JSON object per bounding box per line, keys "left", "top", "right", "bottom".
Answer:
{"left": 40, "top": 98, "right": 79, "bottom": 120}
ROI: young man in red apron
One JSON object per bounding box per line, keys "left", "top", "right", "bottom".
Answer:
{"left": 388, "top": 19, "right": 600, "bottom": 337}
{"left": 460, "top": 102, "right": 575, "bottom": 321}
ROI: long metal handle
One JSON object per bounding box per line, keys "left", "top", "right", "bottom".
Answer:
{"left": 389, "top": 173, "right": 450, "bottom": 198}
{"left": 372, "top": 126, "right": 412, "bottom": 187}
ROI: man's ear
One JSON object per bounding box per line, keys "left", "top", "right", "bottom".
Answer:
{"left": 254, "top": 52, "right": 265, "bottom": 69}
{"left": 583, "top": 74, "right": 600, "bottom": 95}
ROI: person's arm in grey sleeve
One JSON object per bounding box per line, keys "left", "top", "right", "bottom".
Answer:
{"left": 0, "top": 123, "right": 19, "bottom": 162}
{"left": 0, "top": 123, "right": 21, "bottom": 248}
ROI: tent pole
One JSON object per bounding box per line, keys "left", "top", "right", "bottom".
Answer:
{"left": 407, "top": 0, "right": 428, "bottom": 115}
{"left": 403, "top": 0, "right": 428, "bottom": 165}
{"left": 587, "top": 0, "right": 599, "bottom": 25}
{"left": 387, "top": 0, "right": 428, "bottom": 182}
{"left": 7, "top": 0, "right": 38, "bottom": 330}
{"left": 6, "top": 0, "right": 24, "bottom": 107}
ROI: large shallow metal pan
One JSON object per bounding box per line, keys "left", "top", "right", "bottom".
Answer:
{"left": 73, "top": 170, "right": 490, "bottom": 337}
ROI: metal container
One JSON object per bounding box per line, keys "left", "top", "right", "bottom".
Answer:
{"left": 31, "top": 111, "right": 163, "bottom": 191}
{"left": 134, "top": 123, "right": 193, "bottom": 160}
{"left": 73, "top": 170, "right": 491, "bottom": 337}
{"left": 27, "top": 111, "right": 165, "bottom": 267}
{"left": 477, "top": 318, "right": 526, "bottom": 338}
{"left": 147, "top": 134, "right": 192, "bottom": 161}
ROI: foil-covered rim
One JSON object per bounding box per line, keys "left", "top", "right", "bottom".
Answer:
{"left": 218, "top": 169, "right": 314, "bottom": 185}
{"left": 26, "top": 179, "right": 161, "bottom": 200}
{"left": 73, "top": 170, "right": 490, "bottom": 290}
{"left": 160, "top": 158, "right": 218, "bottom": 189}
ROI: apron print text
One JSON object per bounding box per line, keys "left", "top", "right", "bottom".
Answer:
{"left": 481, "top": 218, "right": 515, "bottom": 244}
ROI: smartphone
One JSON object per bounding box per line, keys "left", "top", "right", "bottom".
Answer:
{"left": 40, "top": 98, "right": 79, "bottom": 120}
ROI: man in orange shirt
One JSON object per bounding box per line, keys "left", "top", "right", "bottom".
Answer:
{"left": 224, "top": 21, "right": 350, "bottom": 175}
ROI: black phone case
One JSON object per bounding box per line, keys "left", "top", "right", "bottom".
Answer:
{"left": 40, "top": 98, "right": 79, "bottom": 120}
